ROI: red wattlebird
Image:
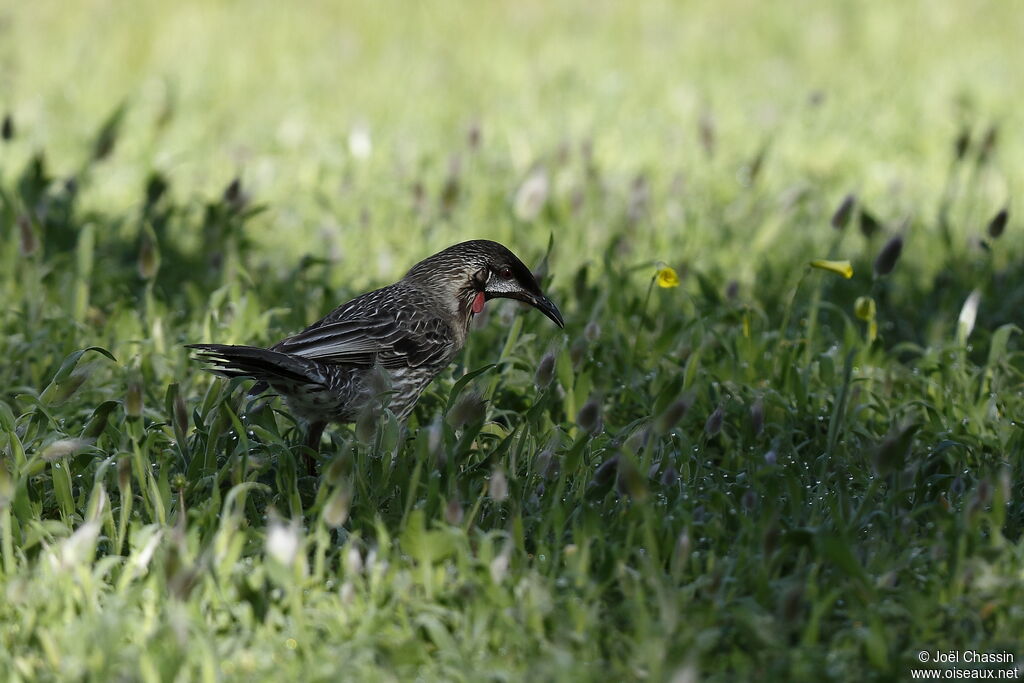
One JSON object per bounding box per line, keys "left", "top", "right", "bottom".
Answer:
{"left": 189, "top": 240, "right": 564, "bottom": 474}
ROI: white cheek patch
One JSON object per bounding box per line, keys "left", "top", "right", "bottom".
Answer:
{"left": 486, "top": 278, "right": 517, "bottom": 295}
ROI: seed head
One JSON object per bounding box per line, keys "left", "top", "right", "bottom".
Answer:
{"left": 355, "top": 405, "right": 379, "bottom": 443}
{"left": 535, "top": 448, "right": 559, "bottom": 479}
{"left": 998, "top": 468, "right": 1011, "bottom": 506}
{"left": 859, "top": 208, "right": 881, "bottom": 239}
{"left": 704, "top": 406, "right": 724, "bottom": 438}
{"left": 138, "top": 232, "right": 160, "bottom": 280}
{"left": 266, "top": 518, "right": 300, "bottom": 566}
{"left": 118, "top": 456, "right": 132, "bottom": 492}
{"left": 781, "top": 584, "right": 804, "bottom": 623}
{"left": 364, "top": 364, "right": 392, "bottom": 400}
{"left": 50, "top": 520, "right": 101, "bottom": 572}
{"left": 674, "top": 530, "right": 691, "bottom": 568}
{"left": 725, "top": 280, "right": 739, "bottom": 301}
{"left": 654, "top": 398, "right": 689, "bottom": 435}
{"left": 534, "top": 352, "right": 556, "bottom": 389}
{"left": 577, "top": 398, "right": 602, "bottom": 435}
{"left": 489, "top": 467, "right": 509, "bottom": 503}
{"left": 615, "top": 456, "right": 647, "bottom": 500}
{"left": 445, "top": 498, "right": 464, "bottom": 525}
{"left": 467, "top": 121, "right": 481, "bottom": 150}
{"left": 348, "top": 124, "right": 372, "bottom": 160}
{"left": 425, "top": 414, "right": 444, "bottom": 463}
{"left": 223, "top": 177, "right": 248, "bottom": 212}
{"left": 173, "top": 391, "right": 188, "bottom": 436}
{"left": 987, "top": 208, "right": 1008, "bottom": 239}
{"left": 569, "top": 338, "right": 588, "bottom": 369}
{"left": 325, "top": 451, "right": 353, "bottom": 485}
{"left": 126, "top": 381, "right": 144, "bottom": 418}
{"left": 145, "top": 172, "right": 168, "bottom": 207}
{"left": 448, "top": 391, "right": 486, "bottom": 429}
{"left": 628, "top": 173, "right": 649, "bottom": 224}
{"left": 513, "top": 169, "right": 549, "bottom": 222}
{"left": 41, "top": 438, "right": 91, "bottom": 463}
{"left": 873, "top": 236, "right": 903, "bottom": 276}
{"left": 345, "top": 545, "right": 364, "bottom": 574}
{"left": 440, "top": 159, "right": 461, "bottom": 214}
{"left": 954, "top": 126, "right": 971, "bottom": 161}
{"left": 749, "top": 398, "right": 764, "bottom": 436}
{"left": 624, "top": 428, "right": 649, "bottom": 456}
{"left": 323, "top": 485, "right": 352, "bottom": 528}
{"left": 592, "top": 455, "right": 619, "bottom": 487}
{"left": 977, "top": 125, "right": 998, "bottom": 165}
{"left": 698, "top": 110, "right": 715, "bottom": 158}
{"left": 17, "top": 214, "right": 38, "bottom": 256}
{"left": 831, "top": 193, "right": 856, "bottom": 230}
{"left": 950, "top": 476, "right": 964, "bottom": 497}
{"left": 489, "top": 544, "right": 512, "bottom": 584}
{"left": 874, "top": 423, "right": 919, "bottom": 476}
{"left": 973, "top": 479, "right": 992, "bottom": 511}
{"left": 956, "top": 289, "right": 981, "bottom": 345}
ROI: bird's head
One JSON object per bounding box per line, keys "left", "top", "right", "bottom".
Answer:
{"left": 404, "top": 240, "right": 564, "bottom": 328}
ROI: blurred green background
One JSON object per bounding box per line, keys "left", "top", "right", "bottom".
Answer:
{"left": 1, "top": 1, "right": 1023, "bottom": 680}
{"left": 4, "top": 0, "right": 1020, "bottom": 274}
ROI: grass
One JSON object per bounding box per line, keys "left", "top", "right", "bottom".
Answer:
{"left": 1, "top": 1, "right": 1023, "bottom": 680}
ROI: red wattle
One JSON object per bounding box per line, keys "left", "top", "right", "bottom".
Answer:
{"left": 472, "top": 292, "right": 486, "bottom": 314}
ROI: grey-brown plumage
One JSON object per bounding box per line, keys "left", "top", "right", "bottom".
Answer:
{"left": 188, "top": 240, "right": 563, "bottom": 472}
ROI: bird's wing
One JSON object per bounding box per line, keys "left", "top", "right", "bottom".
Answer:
{"left": 273, "top": 290, "right": 454, "bottom": 369}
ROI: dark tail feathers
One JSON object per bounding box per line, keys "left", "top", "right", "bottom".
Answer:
{"left": 186, "top": 344, "right": 322, "bottom": 390}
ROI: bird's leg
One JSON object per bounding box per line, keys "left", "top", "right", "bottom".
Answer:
{"left": 303, "top": 421, "right": 326, "bottom": 476}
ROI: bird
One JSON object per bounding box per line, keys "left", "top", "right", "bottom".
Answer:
{"left": 188, "top": 240, "right": 564, "bottom": 474}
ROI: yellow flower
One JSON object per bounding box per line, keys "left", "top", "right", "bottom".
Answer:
{"left": 656, "top": 266, "right": 680, "bottom": 288}
{"left": 854, "top": 296, "right": 876, "bottom": 321}
{"left": 854, "top": 296, "right": 878, "bottom": 343}
{"left": 810, "top": 259, "right": 853, "bottom": 279}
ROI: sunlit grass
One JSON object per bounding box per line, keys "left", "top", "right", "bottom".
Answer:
{"left": 1, "top": 1, "right": 1023, "bottom": 680}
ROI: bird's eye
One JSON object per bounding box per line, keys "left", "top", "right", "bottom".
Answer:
{"left": 498, "top": 266, "right": 514, "bottom": 280}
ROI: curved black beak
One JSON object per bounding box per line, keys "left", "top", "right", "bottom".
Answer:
{"left": 484, "top": 285, "right": 565, "bottom": 328}
{"left": 485, "top": 291, "right": 564, "bottom": 327}
{"left": 530, "top": 294, "right": 564, "bottom": 328}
